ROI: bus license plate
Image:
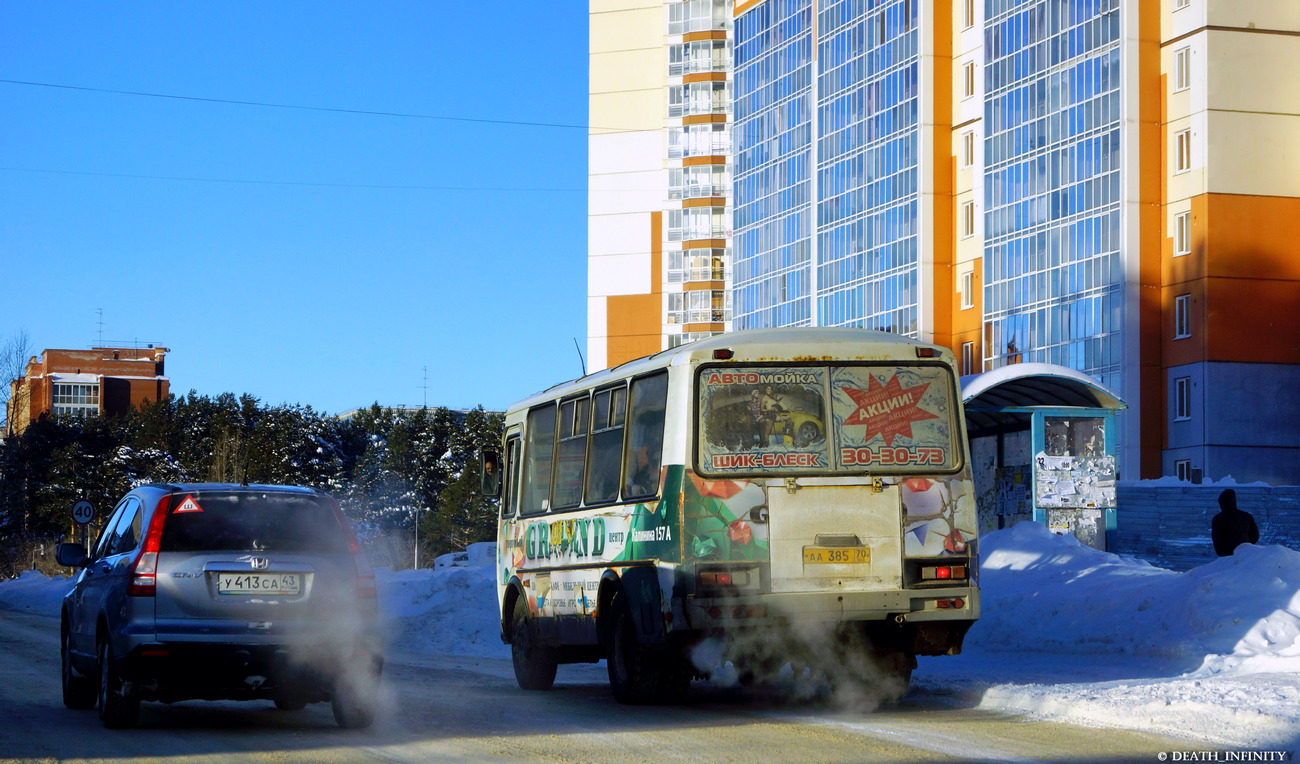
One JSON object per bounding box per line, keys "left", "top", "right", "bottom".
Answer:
{"left": 216, "top": 573, "right": 300, "bottom": 595}
{"left": 803, "top": 547, "right": 869, "bottom": 565}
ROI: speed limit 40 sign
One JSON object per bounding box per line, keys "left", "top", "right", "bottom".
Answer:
{"left": 72, "top": 500, "right": 95, "bottom": 526}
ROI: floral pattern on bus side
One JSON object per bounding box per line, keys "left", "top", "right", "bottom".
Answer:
{"left": 683, "top": 473, "right": 770, "bottom": 564}
{"left": 900, "top": 477, "right": 978, "bottom": 557}
{"left": 497, "top": 465, "right": 687, "bottom": 589}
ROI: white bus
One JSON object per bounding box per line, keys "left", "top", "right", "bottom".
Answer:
{"left": 482, "top": 328, "right": 979, "bottom": 704}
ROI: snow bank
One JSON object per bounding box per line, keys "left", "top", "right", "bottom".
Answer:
{"left": 949, "top": 523, "right": 1300, "bottom": 749}
{"left": 376, "top": 564, "right": 506, "bottom": 659}
{"left": 0, "top": 570, "right": 73, "bottom": 616}
{"left": 971, "top": 521, "right": 1300, "bottom": 671}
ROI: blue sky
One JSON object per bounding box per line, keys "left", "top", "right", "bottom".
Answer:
{"left": 2, "top": 2, "right": 593, "bottom": 414}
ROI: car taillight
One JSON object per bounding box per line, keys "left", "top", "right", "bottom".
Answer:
{"left": 329, "top": 498, "right": 376, "bottom": 598}
{"left": 128, "top": 494, "right": 173, "bottom": 597}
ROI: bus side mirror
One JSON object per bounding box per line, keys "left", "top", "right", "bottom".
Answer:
{"left": 479, "top": 450, "right": 502, "bottom": 498}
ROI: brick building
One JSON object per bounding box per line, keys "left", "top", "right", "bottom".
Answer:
{"left": 6, "top": 347, "right": 170, "bottom": 435}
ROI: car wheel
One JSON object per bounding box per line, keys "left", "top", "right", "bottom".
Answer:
{"left": 606, "top": 597, "right": 689, "bottom": 705}
{"left": 510, "top": 598, "right": 557, "bottom": 691}
{"left": 797, "top": 421, "right": 820, "bottom": 446}
{"left": 97, "top": 639, "right": 140, "bottom": 728}
{"left": 61, "top": 623, "right": 96, "bottom": 710}
{"left": 330, "top": 665, "right": 379, "bottom": 729}
{"left": 272, "top": 687, "right": 308, "bottom": 711}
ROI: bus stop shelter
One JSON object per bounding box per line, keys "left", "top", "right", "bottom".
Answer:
{"left": 961, "top": 363, "right": 1127, "bottom": 550}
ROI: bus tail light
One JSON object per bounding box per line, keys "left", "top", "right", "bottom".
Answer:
{"left": 920, "top": 565, "right": 967, "bottom": 581}
{"left": 696, "top": 565, "right": 763, "bottom": 595}
{"left": 936, "top": 598, "right": 965, "bottom": 609}
{"left": 699, "top": 572, "right": 733, "bottom": 586}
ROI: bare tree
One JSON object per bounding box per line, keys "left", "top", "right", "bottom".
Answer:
{"left": 1, "top": 329, "right": 33, "bottom": 434}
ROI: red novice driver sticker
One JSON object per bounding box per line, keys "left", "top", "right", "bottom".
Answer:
{"left": 173, "top": 495, "right": 204, "bottom": 513}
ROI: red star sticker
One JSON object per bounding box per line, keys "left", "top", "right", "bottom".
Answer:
{"left": 842, "top": 375, "right": 939, "bottom": 446}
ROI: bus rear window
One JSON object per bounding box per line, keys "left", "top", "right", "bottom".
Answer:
{"left": 697, "top": 364, "right": 962, "bottom": 476}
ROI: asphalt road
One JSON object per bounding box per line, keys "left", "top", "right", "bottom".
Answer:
{"left": 0, "top": 609, "right": 1205, "bottom": 763}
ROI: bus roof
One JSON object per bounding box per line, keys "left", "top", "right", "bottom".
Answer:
{"left": 510, "top": 328, "right": 948, "bottom": 413}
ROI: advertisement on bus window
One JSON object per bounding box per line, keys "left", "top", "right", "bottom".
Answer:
{"left": 698, "top": 364, "right": 961, "bottom": 475}
{"left": 697, "top": 368, "right": 830, "bottom": 474}
{"left": 829, "top": 365, "right": 960, "bottom": 472}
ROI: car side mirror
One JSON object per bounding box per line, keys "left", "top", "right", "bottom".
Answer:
{"left": 56, "top": 542, "right": 89, "bottom": 568}
{"left": 479, "top": 450, "right": 502, "bottom": 498}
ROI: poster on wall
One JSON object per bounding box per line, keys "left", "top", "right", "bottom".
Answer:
{"left": 1034, "top": 453, "right": 1117, "bottom": 508}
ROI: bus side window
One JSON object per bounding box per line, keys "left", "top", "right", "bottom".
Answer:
{"left": 521, "top": 404, "right": 557, "bottom": 515}
{"left": 552, "top": 396, "right": 589, "bottom": 510}
{"left": 585, "top": 385, "right": 626, "bottom": 505}
{"left": 624, "top": 372, "right": 668, "bottom": 499}
{"left": 501, "top": 437, "right": 521, "bottom": 519}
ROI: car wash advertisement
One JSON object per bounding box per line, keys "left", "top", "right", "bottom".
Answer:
{"left": 697, "top": 367, "right": 831, "bottom": 473}
{"left": 698, "top": 364, "right": 962, "bottom": 474}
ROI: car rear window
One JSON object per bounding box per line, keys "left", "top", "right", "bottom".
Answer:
{"left": 160, "top": 491, "right": 350, "bottom": 554}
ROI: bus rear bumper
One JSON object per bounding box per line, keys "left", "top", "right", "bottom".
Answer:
{"left": 682, "top": 587, "right": 980, "bottom": 628}
{"left": 680, "top": 588, "right": 978, "bottom": 656}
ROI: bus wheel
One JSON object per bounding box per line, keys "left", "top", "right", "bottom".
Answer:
{"left": 511, "top": 599, "right": 557, "bottom": 691}
{"left": 607, "top": 598, "right": 689, "bottom": 705}
{"left": 876, "top": 647, "right": 915, "bottom": 700}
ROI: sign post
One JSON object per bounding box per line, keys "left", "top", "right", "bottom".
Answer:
{"left": 72, "top": 500, "right": 95, "bottom": 548}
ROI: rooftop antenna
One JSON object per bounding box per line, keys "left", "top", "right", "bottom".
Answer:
{"left": 421, "top": 366, "right": 428, "bottom": 408}
{"left": 96, "top": 308, "right": 104, "bottom": 347}
{"left": 573, "top": 338, "right": 587, "bottom": 377}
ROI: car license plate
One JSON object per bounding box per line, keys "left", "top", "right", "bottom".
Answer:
{"left": 216, "top": 573, "right": 300, "bottom": 595}
{"left": 802, "top": 546, "right": 869, "bottom": 565}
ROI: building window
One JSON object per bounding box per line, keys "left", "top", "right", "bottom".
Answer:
{"left": 963, "top": 0, "right": 975, "bottom": 29}
{"left": 963, "top": 62, "right": 977, "bottom": 99}
{"left": 666, "top": 289, "right": 728, "bottom": 325}
{"left": 1174, "top": 0, "right": 1190, "bottom": 9}
{"left": 961, "top": 131, "right": 975, "bottom": 168}
{"left": 1174, "top": 211, "right": 1191, "bottom": 256}
{"left": 1174, "top": 377, "right": 1192, "bottom": 421}
{"left": 960, "top": 270, "right": 975, "bottom": 309}
{"left": 1175, "top": 129, "right": 1192, "bottom": 173}
{"left": 961, "top": 342, "right": 976, "bottom": 375}
{"left": 1175, "top": 459, "right": 1193, "bottom": 481}
{"left": 961, "top": 200, "right": 976, "bottom": 238}
{"left": 1174, "top": 294, "right": 1191, "bottom": 339}
{"left": 52, "top": 382, "right": 100, "bottom": 419}
{"left": 1174, "top": 47, "right": 1191, "bottom": 92}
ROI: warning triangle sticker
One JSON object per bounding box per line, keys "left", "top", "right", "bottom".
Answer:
{"left": 174, "top": 495, "right": 204, "bottom": 513}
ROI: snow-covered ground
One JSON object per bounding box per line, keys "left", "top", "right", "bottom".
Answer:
{"left": 4, "top": 523, "right": 1296, "bottom": 752}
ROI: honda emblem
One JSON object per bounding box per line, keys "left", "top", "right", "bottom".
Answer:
{"left": 250, "top": 557, "right": 270, "bottom": 570}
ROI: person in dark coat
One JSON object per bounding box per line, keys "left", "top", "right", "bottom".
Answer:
{"left": 1211, "top": 488, "right": 1260, "bottom": 556}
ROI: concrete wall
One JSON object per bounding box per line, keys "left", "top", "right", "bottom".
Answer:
{"left": 1111, "top": 483, "right": 1300, "bottom": 570}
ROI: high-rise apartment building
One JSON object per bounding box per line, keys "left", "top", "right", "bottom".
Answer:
{"left": 722, "top": 0, "right": 1299, "bottom": 483}
{"left": 588, "top": 0, "right": 735, "bottom": 372}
